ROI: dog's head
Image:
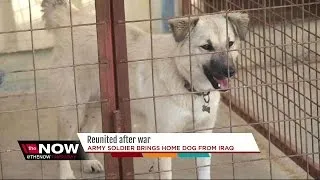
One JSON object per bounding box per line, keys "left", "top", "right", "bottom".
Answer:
{"left": 168, "top": 13, "right": 249, "bottom": 92}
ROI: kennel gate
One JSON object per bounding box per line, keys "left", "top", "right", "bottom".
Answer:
{"left": 182, "top": 0, "right": 320, "bottom": 178}
{"left": 95, "top": 0, "right": 133, "bottom": 179}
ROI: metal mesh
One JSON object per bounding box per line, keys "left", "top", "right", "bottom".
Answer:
{"left": 186, "top": 0, "right": 320, "bottom": 178}
{"left": 125, "top": 0, "right": 320, "bottom": 179}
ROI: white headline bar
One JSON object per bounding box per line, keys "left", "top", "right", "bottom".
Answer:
{"left": 77, "top": 133, "right": 260, "bottom": 153}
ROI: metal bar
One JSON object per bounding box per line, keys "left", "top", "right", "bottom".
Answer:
{"left": 95, "top": 0, "right": 120, "bottom": 179}
{"left": 0, "top": 2, "right": 315, "bottom": 35}
{"left": 147, "top": 0, "right": 161, "bottom": 177}
{"left": 306, "top": 0, "right": 315, "bottom": 167}
{"left": 123, "top": 77, "right": 320, "bottom": 103}
{"left": 292, "top": 0, "right": 299, "bottom": 163}
{"left": 27, "top": 0, "right": 43, "bottom": 178}
{"left": 315, "top": 1, "right": 320, "bottom": 175}
{"left": 67, "top": 0, "right": 83, "bottom": 176}
{"left": 270, "top": 0, "right": 280, "bottom": 155}
{"left": 3, "top": 37, "right": 320, "bottom": 76}
{"left": 262, "top": 0, "right": 273, "bottom": 178}
{"left": 299, "top": 1, "right": 310, "bottom": 178}
{"left": 0, "top": 99, "right": 108, "bottom": 115}
{"left": 0, "top": 22, "right": 106, "bottom": 35}
{"left": 224, "top": 1, "right": 236, "bottom": 178}
{"left": 111, "top": 0, "right": 134, "bottom": 178}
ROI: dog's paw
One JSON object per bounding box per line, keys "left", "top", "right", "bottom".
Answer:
{"left": 83, "top": 160, "right": 104, "bottom": 173}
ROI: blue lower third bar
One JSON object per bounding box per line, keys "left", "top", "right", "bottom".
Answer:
{"left": 178, "top": 153, "right": 211, "bottom": 158}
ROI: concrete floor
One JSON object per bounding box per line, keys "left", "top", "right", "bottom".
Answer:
{"left": 0, "top": 48, "right": 309, "bottom": 179}
{"left": 0, "top": 93, "right": 309, "bottom": 179}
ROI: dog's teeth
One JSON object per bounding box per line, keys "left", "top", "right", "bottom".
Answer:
{"left": 218, "top": 83, "right": 221, "bottom": 88}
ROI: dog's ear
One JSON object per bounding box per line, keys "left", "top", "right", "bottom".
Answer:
{"left": 225, "top": 13, "right": 249, "bottom": 41}
{"left": 168, "top": 17, "right": 199, "bottom": 42}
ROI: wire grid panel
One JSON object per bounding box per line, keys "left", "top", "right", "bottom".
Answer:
{"left": 118, "top": 0, "right": 307, "bottom": 179}
{"left": 0, "top": 0, "right": 110, "bottom": 179}
{"left": 188, "top": 0, "right": 320, "bottom": 178}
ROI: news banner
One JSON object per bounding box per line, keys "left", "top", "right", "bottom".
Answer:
{"left": 18, "top": 133, "right": 260, "bottom": 160}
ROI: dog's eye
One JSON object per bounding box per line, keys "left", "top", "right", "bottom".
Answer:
{"left": 229, "top": 41, "right": 234, "bottom": 48}
{"left": 200, "top": 44, "right": 214, "bottom": 51}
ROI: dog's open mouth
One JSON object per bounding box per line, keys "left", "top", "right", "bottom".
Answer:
{"left": 203, "top": 66, "right": 230, "bottom": 91}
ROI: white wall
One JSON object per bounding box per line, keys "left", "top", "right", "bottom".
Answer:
{"left": 124, "top": 0, "right": 182, "bottom": 33}
{"left": 0, "top": 0, "right": 52, "bottom": 53}
{"left": 0, "top": 0, "right": 182, "bottom": 54}
{"left": 0, "top": 0, "right": 17, "bottom": 52}
{"left": 124, "top": 0, "right": 162, "bottom": 33}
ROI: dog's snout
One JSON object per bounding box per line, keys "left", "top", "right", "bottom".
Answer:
{"left": 210, "top": 53, "right": 236, "bottom": 78}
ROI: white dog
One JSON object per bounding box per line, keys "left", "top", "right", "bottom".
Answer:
{"left": 41, "top": 0, "right": 249, "bottom": 179}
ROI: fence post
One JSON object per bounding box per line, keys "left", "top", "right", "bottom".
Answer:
{"left": 96, "top": 0, "right": 134, "bottom": 179}
{"left": 95, "top": 0, "right": 121, "bottom": 179}
{"left": 111, "top": 0, "right": 134, "bottom": 178}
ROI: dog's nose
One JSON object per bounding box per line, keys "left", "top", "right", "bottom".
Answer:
{"left": 210, "top": 52, "right": 236, "bottom": 78}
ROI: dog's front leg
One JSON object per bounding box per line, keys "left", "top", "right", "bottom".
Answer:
{"left": 59, "top": 161, "right": 76, "bottom": 180}
{"left": 195, "top": 128, "right": 213, "bottom": 179}
{"left": 79, "top": 101, "right": 104, "bottom": 173}
{"left": 196, "top": 157, "right": 211, "bottom": 179}
{"left": 159, "top": 157, "right": 172, "bottom": 179}
{"left": 58, "top": 109, "right": 78, "bottom": 179}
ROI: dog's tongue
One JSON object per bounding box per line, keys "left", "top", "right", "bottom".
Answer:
{"left": 217, "top": 79, "right": 229, "bottom": 90}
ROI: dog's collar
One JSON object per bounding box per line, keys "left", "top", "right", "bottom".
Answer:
{"left": 184, "top": 80, "right": 210, "bottom": 97}
{"left": 184, "top": 80, "right": 202, "bottom": 96}
{"left": 184, "top": 80, "right": 211, "bottom": 113}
